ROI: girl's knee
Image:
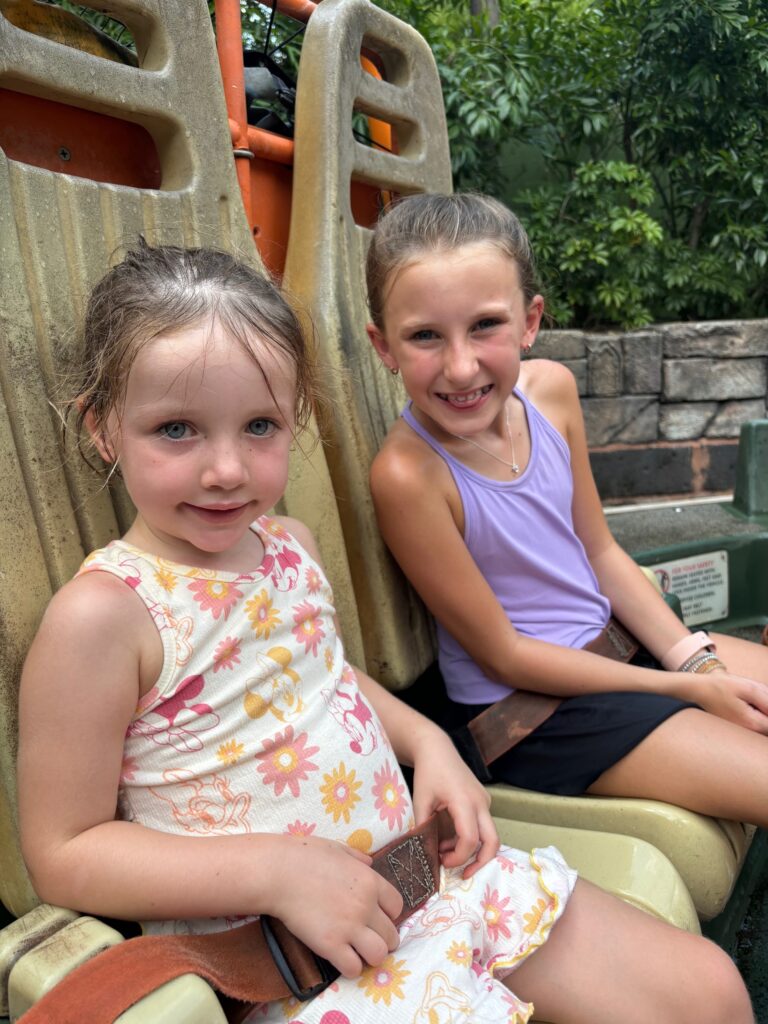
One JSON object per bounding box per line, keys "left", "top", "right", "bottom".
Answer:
{"left": 682, "top": 940, "right": 753, "bottom": 1024}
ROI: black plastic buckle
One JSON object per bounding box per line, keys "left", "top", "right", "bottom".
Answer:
{"left": 260, "top": 915, "right": 339, "bottom": 1001}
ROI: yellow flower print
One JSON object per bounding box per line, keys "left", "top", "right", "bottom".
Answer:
{"left": 324, "top": 646, "right": 334, "bottom": 673}
{"left": 523, "top": 897, "right": 549, "bottom": 936}
{"left": 445, "top": 939, "right": 472, "bottom": 967}
{"left": 357, "top": 955, "right": 410, "bottom": 1005}
{"left": 347, "top": 828, "right": 373, "bottom": 853}
{"left": 154, "top": 567, "right": 177, "bottom": 592}
{"left": 320, "top": 762, "right": 362, "bottom": 823}
{"left": 216, "top": 739, "right": 245, "bottom": 766}
{"left": 246, "top": 588, "right": 281, "bottom": 639}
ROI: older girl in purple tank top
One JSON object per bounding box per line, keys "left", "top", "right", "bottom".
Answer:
{"left": 365, "top": 194, "right": 768, "bottom": 1014}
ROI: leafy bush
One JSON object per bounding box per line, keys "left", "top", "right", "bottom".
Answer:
{"left": 379, "top": 0, "right": 768, "bottom": 328}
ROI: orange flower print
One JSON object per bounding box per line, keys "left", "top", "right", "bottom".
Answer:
{"left": 285, "top": 820, "right": 316, "bottom": 837}
{"left": 213, "top": 635, "right": 241, "bottom": 672}
{"left": 246, "top": 589, "right": 281, "bottom": 639}
{"left": 154, "top": 567, "right": 177, "bottom": 592}
{"left": 357, "top": 955, "right": 410, "bottom": 1006}
{"left": 291, "top": 601, "right": 325, "bottom": 656}
{"left": 372, "top": 761, "right": 407, "bottom": 831}
{"left": 523, "top": 897, "right": 549, "bottom": 936}
{"left": 320, "top": 762, "right": 362, "bottom": 823}
{"left": 482, "top": 885, "right": 514, "bottom": 942}
{"left": 216, "top": 739, "right": 245, "bottom": 766}
{"left": 324, "top": 646, "right": 334, "bottom": 672}
{"left": 264, "top": 519, "right": 290, "bottom": 540}
{"left": 255, "top": 726, "right": 319, "bottom": 797}
{"left": 305, "top": 565, "right": 322, "bottom": 594}
{"left": 188, "top": 579, "right": 242, "bottom": 620}
{"left": 445, "top": 940, "right": 473, "bottom": 967}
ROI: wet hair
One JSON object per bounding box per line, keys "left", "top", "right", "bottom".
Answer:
{"left": 365, "top": 192, "right": 539, "bottom": 328}
{"left": 69, "top": 240, "right": 316, "bottom": 468}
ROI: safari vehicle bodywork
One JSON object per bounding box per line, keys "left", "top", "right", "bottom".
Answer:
{"left": 0, "top": 0, "right": 766, "bottom": 1019}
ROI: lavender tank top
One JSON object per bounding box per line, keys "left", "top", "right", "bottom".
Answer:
{"left": 402, "top": 390, "right": 610, "bottom": 704}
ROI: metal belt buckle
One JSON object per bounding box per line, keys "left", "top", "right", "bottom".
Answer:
{"left": 260, "top": 915, "right": 340, "bottom": 1001}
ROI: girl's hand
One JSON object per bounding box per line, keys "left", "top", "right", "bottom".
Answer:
{"left": 411, "top": 728, "right": 499, "bottom": 880}
{"left": 679, "top": 670, "right": 768, "bottom": 733}
{"left": 267, "top": 835, "right": 403, "bottom": 979}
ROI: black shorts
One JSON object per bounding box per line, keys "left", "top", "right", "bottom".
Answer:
{"left": 440, "top": 650, "right": 698, "bottom": 796}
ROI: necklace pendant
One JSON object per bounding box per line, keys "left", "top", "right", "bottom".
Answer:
{"left": 511, "top": 463, "right": 520, "bottom": 475}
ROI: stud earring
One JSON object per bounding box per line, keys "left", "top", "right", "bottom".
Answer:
{"left": 390, "top": 366, "right": 400, "bottom": 376}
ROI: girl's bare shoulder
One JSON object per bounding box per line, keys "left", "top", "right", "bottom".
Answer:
{"left": 371, "top": 417, "right": 454, "bottom": 503}
{"left": 521, "top": 357, "right": 580, "bottom": 404}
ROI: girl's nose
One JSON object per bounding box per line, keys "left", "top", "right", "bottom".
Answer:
{"left": 200, "top": 441, "right": 248, "bottom": 490}
{"left": 444, "top": 338, "right": 478, "bottom": 385}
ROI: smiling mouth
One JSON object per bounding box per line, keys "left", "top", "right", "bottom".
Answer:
{"left": 436, "top": 385, "right": 492, "bottom": 406}
{"left": 187, "top": 504, "right": 247, "bottom": 521}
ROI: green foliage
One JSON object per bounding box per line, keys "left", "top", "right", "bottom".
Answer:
{"left": 379, "top": 0, "right": 768, "bottom": 328}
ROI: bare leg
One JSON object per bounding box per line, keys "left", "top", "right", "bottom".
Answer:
{"left": 510, "top": 879, "right": 753, "bottom": 1024}
{"left": 711, "top": 631, "right": 768, "bottom": 682}
{"left": 587, "top": 707, "right": 768, "bottom": 825}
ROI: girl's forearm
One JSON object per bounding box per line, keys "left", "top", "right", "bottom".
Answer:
{"left": 588, "top": 541, "right": 693, "bottom": 663}
{"left": 25, "top": 821, "right": 295, "bottom": 923}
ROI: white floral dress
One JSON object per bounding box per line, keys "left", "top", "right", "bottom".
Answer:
{"left": 78, "top": 517, "right": 576, "bottom": 1023}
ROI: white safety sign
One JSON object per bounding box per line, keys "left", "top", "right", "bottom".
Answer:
{"left": 649, "top": 550, "right": 729, "bottom": 626}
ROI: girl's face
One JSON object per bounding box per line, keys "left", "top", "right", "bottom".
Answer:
{"left": 368, "top": 242, "right": 543, "bottom": 439}
{"left": 93, "top": 320, "right": 296, "bottom": 568}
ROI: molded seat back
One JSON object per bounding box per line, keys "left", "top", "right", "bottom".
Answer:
{"left": 284, "top": 0, "right": 452, "bottom": 689}
{"left": 0, "top": 0, "right": 357, "bottom": 920}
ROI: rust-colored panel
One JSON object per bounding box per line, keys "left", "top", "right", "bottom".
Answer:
{"left": 0, "top": 89, "right": 161, "bottom": 188}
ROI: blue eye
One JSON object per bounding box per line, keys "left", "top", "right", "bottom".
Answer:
{"left": 248, "top": 419, "right": 275, "bottom": 437}
{"left": 476, "top": 318, "right": 501, "bottom": 330}
{"left": 159, "top": 422, "right": 188, "bottom": 440}
{"left": 411, "top": 329, "right": 437, "bottom": 342}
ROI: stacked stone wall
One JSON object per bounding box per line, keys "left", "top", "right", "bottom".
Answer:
{"left": 533, "top": 320, "right": 768, "bottom": 503}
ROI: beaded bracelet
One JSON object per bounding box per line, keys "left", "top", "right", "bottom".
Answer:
{"left": 679, "top": 651, "right": 725, "bottom": 674}
{"left": 695, "top": 658, "right": 727, "bottom": 674}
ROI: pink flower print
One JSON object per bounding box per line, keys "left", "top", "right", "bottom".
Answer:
{"left": 482, "top": 885, "right": 514, "bottom": 942}
{"left": 255, "top": 725, "right": 319, "bottom": 797}
{"left": 291, "top": 601, "right": 325, "bottom": 656}
{"left": 187, "top": 578, "right": 242, "bottom": 620}
{"left": 213, "top": 636, "right": 241, "bottom": 672}
{"left": 305, "top": 565, "right": 322, "bottom": 594}
{"left": 318, "top": 1013, "right": 351, "bottom": 1024}
{"left": 285, "top": 820, "right": 316, "bottom": 838}
{"left": 127, "top": 674, "right": 219, "bottom": 753}
{"left": 152, "top": 770, "right": 251, "bottom": 835}
{"left": 372, "top": 761, "right": 407, "bottom": 831}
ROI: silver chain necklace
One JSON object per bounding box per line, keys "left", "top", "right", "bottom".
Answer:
{"left": 450, "top": 403, "right": 520, "bottom": 474}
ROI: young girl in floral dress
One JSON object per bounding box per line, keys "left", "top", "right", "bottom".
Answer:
{"left": 18, "top": 242, "right": 751, "bottom": 1023}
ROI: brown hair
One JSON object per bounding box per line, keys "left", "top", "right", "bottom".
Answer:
{"left": 366, "top": 192, "right": 539, "bottom": 328}
{"left": 70, "top": 240, "right": 317, "bottom": 467}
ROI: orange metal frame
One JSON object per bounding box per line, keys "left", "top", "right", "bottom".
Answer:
{"left": 215, "top": 0, "right": 393, "bottom": 276}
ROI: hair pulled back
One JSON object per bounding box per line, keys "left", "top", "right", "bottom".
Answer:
{"left": 71, "top": 240, "right": 315, "bottom": 465}
{"left": 366, "top": 192, "right": 538, "bottom": 329}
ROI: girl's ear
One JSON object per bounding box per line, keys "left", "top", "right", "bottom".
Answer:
{"left": 522, "top": 295, "right": 545, "bottom": 352}
{"left": 366, "top": 322, "right": 398, "bottom": 374}
{"left": 82, "top": 404, "right": 116, "bottom": 464}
